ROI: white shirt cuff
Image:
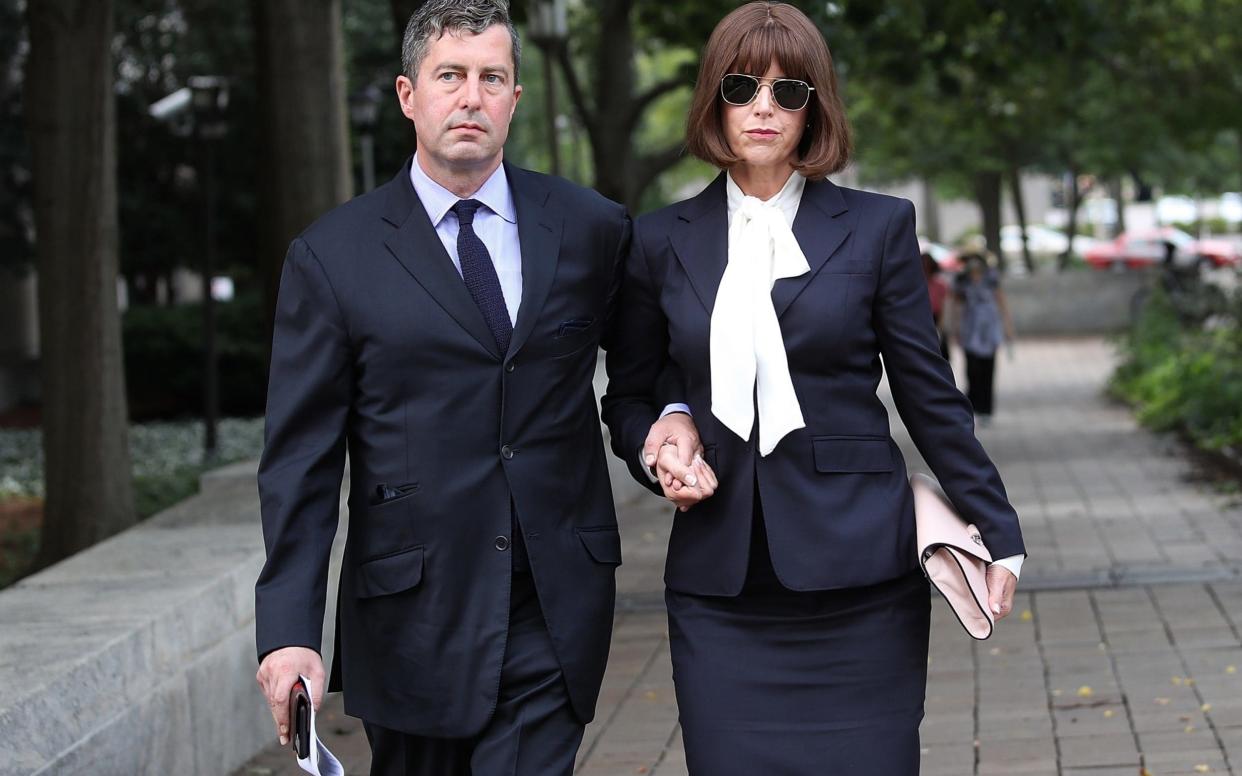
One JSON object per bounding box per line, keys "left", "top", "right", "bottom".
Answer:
{"left": 660, "top": 403, "right": 691, "bottom": 418}
{"left": 990, "top": 554, "right": 1024, "bottom": 581}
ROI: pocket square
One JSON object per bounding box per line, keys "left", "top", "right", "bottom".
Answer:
{"left": 556, "top": 318, "right": 595, "bottom": 337}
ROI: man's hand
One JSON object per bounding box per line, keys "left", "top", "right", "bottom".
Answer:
{"left": 642, "top": 413, "right": 718, "bottom": 511}
{"left": 643, "top": 412, "right": 701, "bottom": 489}
{"left": 985, "top": 564, "right": 1017, "bottom": 621}
{"left": 256, "top": 646, "right": 324, "bottom": 746}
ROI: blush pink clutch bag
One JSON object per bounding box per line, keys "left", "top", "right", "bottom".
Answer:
{"left": 911, "top": 473, "right": 994, "bottom": 640}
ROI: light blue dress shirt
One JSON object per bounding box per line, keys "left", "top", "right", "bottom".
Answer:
{"left": 408, "top": 153, "right": 522, "bottom": 327}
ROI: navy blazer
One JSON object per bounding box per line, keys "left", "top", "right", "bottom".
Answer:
{"left": 602, "top": 174, "right": 1024, "bottom": 596}
{"left": 255, "top": 159, "right": 630, "bottom": 737}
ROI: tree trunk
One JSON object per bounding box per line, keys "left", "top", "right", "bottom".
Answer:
{"left": 1109, "top": 177, "right": 1126, "bottom": 237}
{"left": 25, "top": 0, "right": 136, "bottom": 568}
{"left": 973, "top": 170, "right": 1004, "bottom": 273}
{"left": 587, "top": 0, "right": 636, "bottom": 206}
{"left": 555, "top": 0, "right": 685, "bottom": 212}
{"left": 1008, "top": 166, "right": 1034, "bottom": 274}
{"left": 252, "top": 0, "right": 353, "bottom": 337}
{"left": 1060, "top": 170, "right": 1080, "bottom": 271}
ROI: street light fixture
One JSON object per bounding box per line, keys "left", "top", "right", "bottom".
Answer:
{"left": 149, "top": 76, "right": 230, "bottom": 461}
{"left": 349, "top": 83, "right": 383, "bottom": 193}
{"left": 527, "top": 0, "right": 568, "bottom": 176}
{"left": 189, "top": 77, "right": 229, "bottom": 461}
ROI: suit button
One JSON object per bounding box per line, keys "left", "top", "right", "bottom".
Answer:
{"left": 501, "top": 444, "right": 514, "bottom": 459}
{"left": 505, "top": 362, "right": 515, "bottom": 373}
{"left": 494, "top": 535, "right": 510, "bottom": 551}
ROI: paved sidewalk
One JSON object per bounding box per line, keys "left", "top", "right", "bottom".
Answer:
{"left": 237, "top": 337, "right": 1242, "bottom": 776}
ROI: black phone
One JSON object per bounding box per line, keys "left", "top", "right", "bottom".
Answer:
{"left": 289, "top": 680, "right": 311, "bottom": 759}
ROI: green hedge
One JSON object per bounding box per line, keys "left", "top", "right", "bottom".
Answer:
{"left": 1110, "top": 285, "right": 1242, "bottom": 452}
{"left": 123, "top": 296, "right": 267, "bottom": 419}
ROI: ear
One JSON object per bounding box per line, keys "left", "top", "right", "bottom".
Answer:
{"left": 509, "top": 83, "right": 522, "bottom": 119}
{"left": 395, "top": 75, "right": 417, "bottom": 122}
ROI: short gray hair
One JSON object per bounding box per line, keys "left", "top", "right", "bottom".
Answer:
{"left": 401, "top": 0, "right": 521, "bottom": 84}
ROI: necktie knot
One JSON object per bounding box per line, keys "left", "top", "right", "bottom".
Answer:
{"left": 453, "top": 198, "right": 482, "bottom": 226}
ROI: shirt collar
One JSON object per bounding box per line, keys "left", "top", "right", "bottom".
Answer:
{"left": 725, "top": 169, "right": 806, "bottom": 228}
{"left": 409, "top": 153, "right": 517, "bottom": 226}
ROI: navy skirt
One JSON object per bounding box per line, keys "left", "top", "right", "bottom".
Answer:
{"left": 666, "top": 503, "right": 931, "bottom": 775}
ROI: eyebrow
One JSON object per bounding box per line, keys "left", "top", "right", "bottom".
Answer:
{"left": 434, "top": 62, "right": 511, "bottom": 76}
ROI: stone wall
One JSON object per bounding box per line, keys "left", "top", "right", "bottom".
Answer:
{"left": 0, "top": 462, "right": 347, "bottom": 776}
{"left": 998, "top": 269, "right": 1150, "bottom": 335}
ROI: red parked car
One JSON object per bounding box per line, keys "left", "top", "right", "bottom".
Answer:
{"left": 1083, "top": 227, "right": 1240, "bottom": 271}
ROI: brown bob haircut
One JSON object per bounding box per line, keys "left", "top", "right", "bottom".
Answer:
{"left": 685, "top": 1, "right": 852, "bottom": 179}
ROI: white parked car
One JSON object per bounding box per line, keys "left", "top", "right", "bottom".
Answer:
{"left": 1000, "top": 225, "right": 1100, "bottom": 257}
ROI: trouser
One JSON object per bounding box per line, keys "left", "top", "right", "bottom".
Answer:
{"left": 364, "top": 525, "right": 582, "bottom": 775}
{"left": 965, "top": 352, "right": 996, "bottom": 415}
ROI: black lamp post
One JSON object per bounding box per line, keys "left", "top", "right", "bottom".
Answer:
{"left": 350, "top": 84, "right": 383, "bottom": 193}
{"left": 527, "top": 0, "right": 568, "bottom": 176}
{"left": 189, "top": 76, "right": 229, "bottom": 460}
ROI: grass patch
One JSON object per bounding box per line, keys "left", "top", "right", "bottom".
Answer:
{"left": 0, "top": 417, "right": 264, "bottom": 587}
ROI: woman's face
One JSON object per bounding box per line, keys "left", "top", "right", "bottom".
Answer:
{"left": 721, "top": 59, "right": 807, "bottom": 171}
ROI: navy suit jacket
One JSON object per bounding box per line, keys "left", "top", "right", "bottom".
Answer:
{"left": 255, "top": 159, "right": 630, "bottom": 737}
{"left": 602, "top": 174, "right": 1024, "bottom": 596}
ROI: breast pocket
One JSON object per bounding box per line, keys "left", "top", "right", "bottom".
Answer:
{"left": 548, "top": 317, "right": 600, "bottom": 358}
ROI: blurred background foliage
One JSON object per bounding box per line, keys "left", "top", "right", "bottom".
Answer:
{"left": 2, "top": 0, "right": 1239, "bottom": 423}
{"left": 3, "top": 0, "right": 1241, "bottom": 570}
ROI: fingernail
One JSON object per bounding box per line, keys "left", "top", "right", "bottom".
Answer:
{"left": 280, "top": 735, "right": 288, "bottom": 746}
{"left": 645, "top": 454, "right": 655, "bottom": 466}
{"left": 685, "top": 473, "right": 698, "bottom": 487}
{"left": 991, "top": 603, "right": 1001, "bottom": 615}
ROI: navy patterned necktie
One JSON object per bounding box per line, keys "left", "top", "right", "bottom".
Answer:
{"left": 452, "top": 199, "right": 512, "bottom": 354}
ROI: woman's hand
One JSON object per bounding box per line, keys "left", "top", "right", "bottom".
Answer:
{"left": 656, "top": 443, "right": 719, "bottom": 511}
{"left": 985, "top": 563, "right": 1017, "bottom": 621}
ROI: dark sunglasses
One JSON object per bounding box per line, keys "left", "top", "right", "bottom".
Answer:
{"left": 720, "top": 73, "right": 815, "bottom": 111}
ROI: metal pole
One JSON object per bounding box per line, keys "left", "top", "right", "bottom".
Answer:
{"left": 201, "top": 133, "right": 219, "bottom": 459}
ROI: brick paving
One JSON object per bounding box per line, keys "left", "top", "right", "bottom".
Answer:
{"left": 237, "top": 337, "right": 1242, "bottom": 776}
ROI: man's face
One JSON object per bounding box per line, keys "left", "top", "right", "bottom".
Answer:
{"left": 396, "top": 24, "right": 521, "bottom": 172}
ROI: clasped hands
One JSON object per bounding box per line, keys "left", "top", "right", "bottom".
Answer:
{"left": 643, "top": 412, "right": 719, "bottom": 511}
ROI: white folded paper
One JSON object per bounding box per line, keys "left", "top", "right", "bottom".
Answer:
{"left": 295, "top": 674, "right": 343, "bottom": 776}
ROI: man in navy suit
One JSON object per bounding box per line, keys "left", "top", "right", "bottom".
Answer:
{"left": 251, "top": 2, "right": 700, "bottom": 773}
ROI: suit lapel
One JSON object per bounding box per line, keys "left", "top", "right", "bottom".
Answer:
{"left": 772, "top": 177, "right": 851, "bottom": 318}
{"left": 669, "top": 174, "right": 729, "bottom": 314}
{"left": 381, "top": 159, "right": 501, "bottom": 359}
{"left": 506, "top": 164, "right": 562, "bottom": 360}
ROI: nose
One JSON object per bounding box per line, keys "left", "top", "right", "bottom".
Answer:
{"left": 752, "top": 83, "right": 775, "bottom": 116}
{"left": 459, "top": 74, "right": 484, "bottom": 110}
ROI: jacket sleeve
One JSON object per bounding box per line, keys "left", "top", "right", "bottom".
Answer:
{"left": 873, "top": 199, "right": 1026, "bottom": 560}
{"left": 254, "top": 237, "right": 352, "bottom": 661}
{"left": 600, "top": 221, "right": 671, "bottom": 496}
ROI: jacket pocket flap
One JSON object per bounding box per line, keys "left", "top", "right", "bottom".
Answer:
{"left": 577, "top": 527, "right": 622, "bottom": 565}
{"left": 813, "top": 437, "right": 894, "bottom": 473}
{"left": 355, "top": 545, "right": 425, "bottom": 598}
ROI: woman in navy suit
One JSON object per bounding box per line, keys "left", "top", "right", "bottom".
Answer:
{"left": 602, "top": 3, "right": 1026, "bottom": 773}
